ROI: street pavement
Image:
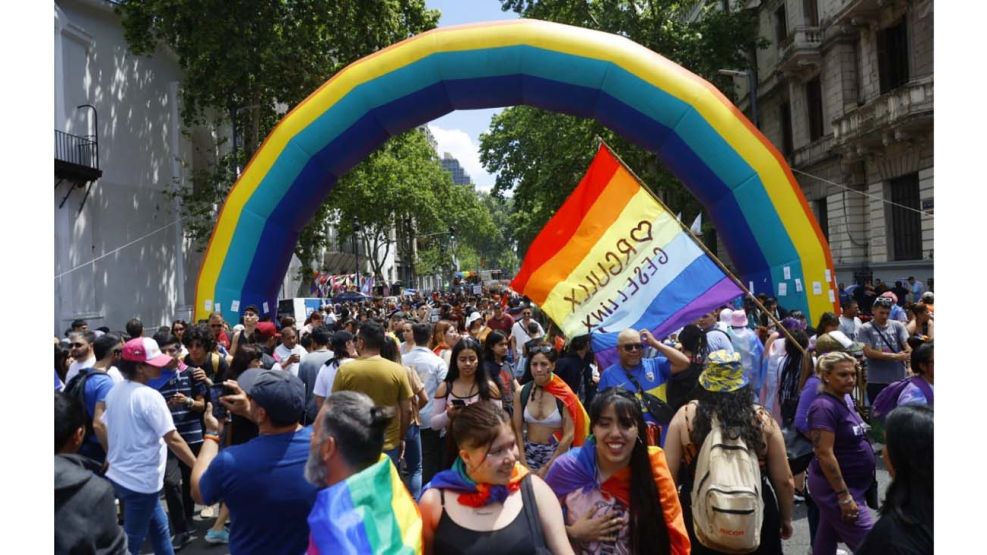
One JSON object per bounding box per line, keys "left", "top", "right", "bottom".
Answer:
{"left": 149, "top": 457, "right": 891, "bottom": 555}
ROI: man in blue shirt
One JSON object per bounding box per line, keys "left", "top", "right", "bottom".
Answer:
{"left": 598, "top": 328, "right": 690, "bottom": 446}
{"left": 192, "top": 369, "right": 319, "bottom": 554}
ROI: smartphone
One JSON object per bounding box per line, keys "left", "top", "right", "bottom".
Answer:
{"left": 450, "top": 399, "right": 466, "bottom": 408}
{"left": 209, "top": 384, "right": 229, "bottom": 419}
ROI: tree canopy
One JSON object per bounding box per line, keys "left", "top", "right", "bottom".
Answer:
{"left": 482, "top": 0, "right": 763, "bottom": 254}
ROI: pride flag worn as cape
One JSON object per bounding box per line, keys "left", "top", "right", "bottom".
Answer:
{"left": 544, "top": 436, "right": 691, "bottom": 555}
{"left": 543, "top": 374, "right": 590, "bottom": 447}
{"left": 307, "top": 455, "right": 422, "bottom": 555}
{"left": 511, "top": 144, "right": 743, "bottom": 369}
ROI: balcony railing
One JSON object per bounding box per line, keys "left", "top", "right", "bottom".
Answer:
{"left": 832, "top": 76, "right": 934, "bottom": 147}
{"left": 55, "top": 129, "right": 102, "bottom": 183}
{"left": 55, "top": 130, "right": 99, "bottom": 170}
{"left": 778, "top": 26, "right": 823, "bottom": 76}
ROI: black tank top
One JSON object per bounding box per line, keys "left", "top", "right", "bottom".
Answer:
{"left": 432, "top": 488, "right": 537, "bottom": 555}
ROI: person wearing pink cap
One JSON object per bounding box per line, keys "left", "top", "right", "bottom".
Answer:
{"left": 878, "top": 292, "right": 908, "bottom": 323}
{"left": 101, "top": 337, "right": 198, "bottom": 555}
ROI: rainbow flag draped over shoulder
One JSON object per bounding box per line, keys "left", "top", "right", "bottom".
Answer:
{"left": 307, "top": 455, "right": 422, "bottom": 555}
{"left": 544, "top": 374, "right": 590, "bottom": 447}
{"left": 512, "top": 144, "right": 743, "bottom": 368}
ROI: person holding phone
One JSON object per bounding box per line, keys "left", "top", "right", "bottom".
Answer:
{"left": 430, "top": 338, "right": 503, "bottom": 470}
{"left": 274, "top": 326, "right": 307, "bottom": 377}
{"left": 152, "top": 331, "right": 207, "bottom": 550}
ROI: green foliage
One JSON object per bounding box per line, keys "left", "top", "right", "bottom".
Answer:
{"left": 115, "top": 0, "right": 441, "bottom": 257}
{"left": 484, "top": 0, "right": 763, "bottom": 254}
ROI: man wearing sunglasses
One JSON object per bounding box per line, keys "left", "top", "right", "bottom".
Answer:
{"left": 597, "top": 328, "right": 691, "bottom": 446}
{"left": 859, "top": 296, "right": 912, "bottom": 404}
{"left": 65, "top": 331, "right": 98, "bottom": 385}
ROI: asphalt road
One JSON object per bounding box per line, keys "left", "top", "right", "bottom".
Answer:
{"left": 152, "top": 458, "right": 891, "bottom": 555}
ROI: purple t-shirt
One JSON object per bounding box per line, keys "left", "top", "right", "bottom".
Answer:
{"left": 808, "top": 393, "right": 875, "bottom": 488}
{"left": 794, "top": 376, "right": 854, "bottom": 436}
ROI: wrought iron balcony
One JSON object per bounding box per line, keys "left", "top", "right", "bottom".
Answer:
{"left": 55, "top": 129, "right": 102, "bottom": 183}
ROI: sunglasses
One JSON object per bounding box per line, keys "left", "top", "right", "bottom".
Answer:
{"left": 620, "top": 343, "right": 644, "bottom": 352}
{"left": 210, "top": 324, "right": 224, "bottom": 328}
{"left": 112, "top": 349, "right": 122, "bottom": 355}
{"left": 530, "top": 345, "right": 554, "bottom": 355}
{"left": 873, "top": 298, "right": 894, "bottom": 308}
{"left": 70, "top": 343, "right": 85, "bottom": 349}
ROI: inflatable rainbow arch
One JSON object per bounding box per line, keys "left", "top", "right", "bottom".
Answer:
{"left": 194, "top": 19, "right": 838, "bottom": 325}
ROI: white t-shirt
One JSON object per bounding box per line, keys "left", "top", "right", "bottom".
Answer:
{"left": 839, "top": 315, "right": 863, "bottom": 341}
{"left": 402, "top": 347, "right": 449, "bottom": 429}
{"left": 65, "top": 355, "right": 97, "bottom": 384}
{"left": 313, "top": 357, "right": 354, "bottom": 398}
{"left": 510, "top": 319, "right": 544, "bottom": 350}
{"left": 98, "top": 365, "right": 125, "bottom": 385}
{"left": 102, "top": 381, "right": 176, "bottom": 494}
{"left": 274, "top": 344, "right": 307, "bottom": 377}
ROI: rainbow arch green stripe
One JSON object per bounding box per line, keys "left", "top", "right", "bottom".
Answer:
{"left": 194, "top": 19, "right": 838, "bottom": 324}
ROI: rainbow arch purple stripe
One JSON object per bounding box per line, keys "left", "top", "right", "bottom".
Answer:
{"left": 194, "top": 19, "right": 838, "bottom": 323}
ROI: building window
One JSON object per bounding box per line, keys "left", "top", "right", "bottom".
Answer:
{"left": 803, "top": 0, "right": 819, "bottom": 26}
{"left": 780, "top": 101, "right": 794, "bottom": 158}
{"left": 877, "top": 17, "right": 910, "bottom": 94}
{"left": 774, "top": 4, "right": 788, "bottom": 46}
{"left": 816, "top": 197, "right": 829, "bottom": 240}
{"left": 806, "top": 77, "right": 824, "bottom": 141}
{"left": 889, "top": 173, "right": 921, "bottom": 261}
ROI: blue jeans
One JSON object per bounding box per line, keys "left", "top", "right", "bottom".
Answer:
{"left": 403, "top": 424, "right": 423, "bottom": 500}
{"left": 111, "top": 480, "right": 174, "bottom": 555}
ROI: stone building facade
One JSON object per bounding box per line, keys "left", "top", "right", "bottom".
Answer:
{"left": 730, "top": 0, "right": 933, "bottom": 288}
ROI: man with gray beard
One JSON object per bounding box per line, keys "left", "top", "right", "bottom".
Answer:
{"left": 304, "top": 391, "right": 424, "bottom": 552}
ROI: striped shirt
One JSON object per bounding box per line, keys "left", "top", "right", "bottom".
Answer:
{"left": 156, "top": 370, "right": 208, "bottom": 445}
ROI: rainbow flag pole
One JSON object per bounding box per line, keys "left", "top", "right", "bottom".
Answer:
{"left": 602, "top": 140, "right": 809, "bottom": 358}
{"left": 512, "top": 141, "right": 805, "bottom": 368}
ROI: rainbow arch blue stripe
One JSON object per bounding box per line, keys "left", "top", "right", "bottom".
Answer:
{"left": 194, "top": 19, "right": 838, "bottom": 324}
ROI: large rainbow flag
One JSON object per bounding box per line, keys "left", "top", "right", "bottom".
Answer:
{"left": 511, "top": 144, "right": 744, "bottom": 367}
{"left": 306, "top": 455, "right": 422, "bottom": 555}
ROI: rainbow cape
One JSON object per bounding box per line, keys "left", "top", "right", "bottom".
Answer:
{"left": 424, "top": 459, "right": 529, "bottom": 508}
{"left": 544, "top": 374, "right": 590, "bottom": 447}
{"left": 306, "top": 455, "right": 421, "bottom": 555}
{"left": 544, "top": 436, "right": 691, "bottom": 555}
{"left": 512, "top": 144, "right": 743, "bottom": 369}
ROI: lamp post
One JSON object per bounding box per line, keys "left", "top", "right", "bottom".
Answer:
{"left": 353, "top": 218, "right": 361, "bottom": 291}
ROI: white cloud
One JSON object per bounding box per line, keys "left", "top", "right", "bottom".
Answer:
{"left": 427, "top": 124, "right": 496, "bottom": 192}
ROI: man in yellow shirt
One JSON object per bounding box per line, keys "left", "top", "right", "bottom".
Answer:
{"left": 331, "top": 321, "right": 413, "bottom": 462}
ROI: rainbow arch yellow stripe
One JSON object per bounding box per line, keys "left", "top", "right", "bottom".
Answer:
{"left": 194, "top": 19, "right": 838, "bottom": 324}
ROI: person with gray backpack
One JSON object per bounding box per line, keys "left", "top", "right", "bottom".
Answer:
{"left": 664, "top": 350, "right": 795, "bottom": 554}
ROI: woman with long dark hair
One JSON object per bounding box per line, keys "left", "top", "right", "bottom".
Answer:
{"left": 484, "top": 331, "right": 519, "bottom": 417}
{"left": 857, "top": 405, "right": 933, "bottom": 554}
{"left": 511, "top": 343, "right": 587, "bottom": 476}
{"left": 545, "top": 388, "right": 689, "bottom": 554}
{"left": 665, "top": 350, "right": 794, "bottom": 554}
{"left": 777, "top": 329, "right": 811, "bottom": 428}
{"left": 430, "top": 338, "right": 502, "bottom": 470}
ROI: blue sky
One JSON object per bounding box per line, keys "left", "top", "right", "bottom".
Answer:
{"left": 425, "top": 0, "right": 519, "bottom": 191}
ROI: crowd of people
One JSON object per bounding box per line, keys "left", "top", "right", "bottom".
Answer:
{"left": 54, "top": 282, "right": 933, "bottom": 554}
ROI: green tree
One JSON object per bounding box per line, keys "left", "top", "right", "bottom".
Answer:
{"left": 324, "top": 128, "right": 455, "bottom": 280}
{"left": 483, "top": 0, "right": 763, "bottom": 254}
{"left": 116, "top": 0, "right": 440, "bottom": 256}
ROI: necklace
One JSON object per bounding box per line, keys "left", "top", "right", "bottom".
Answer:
{"left": 473, "top": 506, "right": 497, "bottom": 516}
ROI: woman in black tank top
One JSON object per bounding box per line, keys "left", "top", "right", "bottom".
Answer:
{"left": 419, "top": 401, "right": 574, "bottom": 555}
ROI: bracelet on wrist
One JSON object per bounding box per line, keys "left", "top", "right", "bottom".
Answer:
{"left": 204, "top": 433, "right": 221, "bottom": 443}
{"left": 838, "top": 496, "right": 854, "bottom": 505}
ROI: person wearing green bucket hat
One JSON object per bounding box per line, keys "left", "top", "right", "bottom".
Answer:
{"left": 664, "top": 350, "right": 795, "bottom": 554}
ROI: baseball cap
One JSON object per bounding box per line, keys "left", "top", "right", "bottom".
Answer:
{"left": 465, "top": 312, "right": 483, "bottom": 328}
{"left": 255, "top": 321, "right": 279, "bottom": 339}
{"left": 236, "top": 369, "right": 305, "bottom": 423}
{"left": 121, "top": 337, "right": 173, "bottom": 368}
